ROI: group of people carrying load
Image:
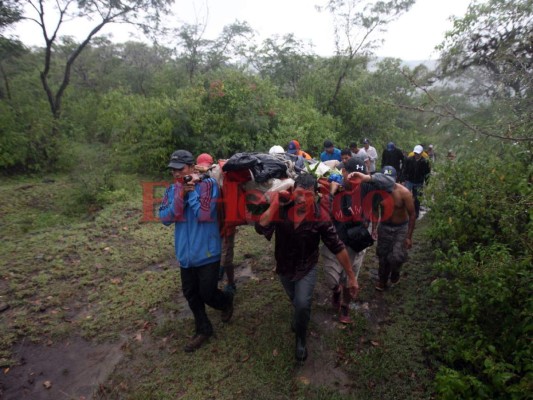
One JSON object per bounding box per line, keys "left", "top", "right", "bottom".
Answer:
{"left": 159, "top": 138, "right": 418, "bottom": 363}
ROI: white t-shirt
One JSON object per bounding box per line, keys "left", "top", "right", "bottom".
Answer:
{"left": 351, "top": 148, "right": 369, "bottom": 164}
{"left": 365, "top": 146, "right": 378, "bottom": 172}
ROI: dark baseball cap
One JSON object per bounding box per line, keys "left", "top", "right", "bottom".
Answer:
{"left": 382, "top": 165, "right": 397, "bottom": 179}
{"left": 287, "top": 141, "right": 297, "bottom": 154}
{"left": 338, "top": 157, "right": 365, "bottom": 173}
{"left": 323, "top": 139, "right": 334, "bottom": 148}
{"left": 168, "top": 150, "right": 194, "bottom": 169}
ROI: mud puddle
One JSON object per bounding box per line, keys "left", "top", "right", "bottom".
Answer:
{"left": 0, "top": 337, "right": 124, "bottom": 399}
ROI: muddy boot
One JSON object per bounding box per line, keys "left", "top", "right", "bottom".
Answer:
{"left": 183, "top": 333, "right": 210, "bottom": 353}
{"left": 295, "top": 334, "right": 308, "bottom": 364}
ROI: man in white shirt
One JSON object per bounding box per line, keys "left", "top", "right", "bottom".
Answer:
{"left": 362, "top": 138, "right": 378, "bottom": 173}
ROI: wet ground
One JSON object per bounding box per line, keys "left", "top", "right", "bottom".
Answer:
{"left": 1, "top": 337, "right": 124, "bottom": 400}
{"left": 0, "top": 259, "right": 259, "bottom": 399}
{"left": 1, "top": 241, "right": 398, "bottom": 398}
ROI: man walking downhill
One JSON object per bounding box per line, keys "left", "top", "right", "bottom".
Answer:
{"left": 373, "top": 166, "right": 416, "bottom": 291}
{"left": 381, "top": 142, "right": 405, "bottom": 180}
{"left": 160, "top": 150, "right": 234, "bottom": 353}
{"left": 256, "top": 174, "right": 358, "bottom": 364}
{"left": 402, "top": 145, "right": 431, "bottom": 219}
{"left": 322, "top": 157, "right": 394, "bottom": 323}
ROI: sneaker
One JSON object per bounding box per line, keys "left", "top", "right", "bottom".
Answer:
{"left": 221, "top": 293, "right": 234, "bottom": 323}
{"left": 390, "top": 275, "right": 400, "bottom": 286}
{"left": 183, "top": 333, "right": 210, "bottom": 353}
{"left": 339, "top": 305, "right": 352, "bottom": 324}
{"left": 223, "top": 283, "right": 237, "bottom": 295}
{"left": 375, "top": 281, "right": 386, "bottom": 291}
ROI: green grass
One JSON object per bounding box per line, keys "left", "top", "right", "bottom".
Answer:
{"left": 0, "top": 173, "right": 440, "bottom": 399}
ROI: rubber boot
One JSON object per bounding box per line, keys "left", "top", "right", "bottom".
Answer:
{"left": 295, "top": 333, "right": 308, "bottom": 363}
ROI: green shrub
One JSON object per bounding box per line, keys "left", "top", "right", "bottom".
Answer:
{"left": 0, "top": 101, "right": 56, "bottom": 172}
{"left": 425, "top": 154, "right": 532, "bottom": 254}
{"left": 0, "top": 103, "right": 28, "bottom": 169}
{"left": 424, "top": 148, "right": 532, "bottom": 399}
{"left": 429, "top": 244, "right": 532, "bottom": 399}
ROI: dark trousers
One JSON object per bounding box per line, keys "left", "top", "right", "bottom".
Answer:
{"left": 405, "top": 181, "right": 423, "bottom": 218}
{"left": 180, "top": 261, "right": 230, "bottom": 336}
{"left": 279, "top": 266, "right": 318, "bottom": 339}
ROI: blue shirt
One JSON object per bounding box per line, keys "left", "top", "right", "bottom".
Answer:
{"left": 320, "top": 148, "right": 342, "bottom": 162}
{"left": 159, "top": 178, "right": 221, "bottom": 268}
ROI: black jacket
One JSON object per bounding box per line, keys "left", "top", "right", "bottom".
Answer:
{"left": 402, "top": 156, "right": 431, "bottom": 184}
{"left": 381, "top": 148, "right": 405, "bottom": 176}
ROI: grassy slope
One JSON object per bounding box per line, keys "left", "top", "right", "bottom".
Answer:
{"left": 0, "top": 175, "right": 440, "bottom": 399}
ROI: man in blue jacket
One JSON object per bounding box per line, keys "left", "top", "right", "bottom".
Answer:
{"left": 160, "top": 149, "right": 234, "bottom": 352}
{"left": 320, "top": 139, "right": 342, "bottom": 162}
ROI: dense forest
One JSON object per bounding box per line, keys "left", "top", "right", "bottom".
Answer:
{"left": 0, "top": 0, "right": 531, "bottom": 398}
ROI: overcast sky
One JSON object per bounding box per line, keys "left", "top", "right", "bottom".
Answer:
{"left": 12, "top": 0, "right": 472, "bottom": 61}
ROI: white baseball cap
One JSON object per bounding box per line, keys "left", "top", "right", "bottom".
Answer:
{"left": 413, "top": 145, "right": 424, "bottom": 154}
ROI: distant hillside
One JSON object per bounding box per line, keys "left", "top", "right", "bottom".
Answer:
{"left": 370, "top": 57, "right": 437, "bottom": 71}
{"left": 401, "top": 59, "right": 437, "bottom": 69}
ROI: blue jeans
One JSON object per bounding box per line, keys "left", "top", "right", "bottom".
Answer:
{"left": 180, "top": 261, "right": 231, "bottom": 336}
{"left": 405, "top": 181, "right": 424, "bottom": 218}
{"left": 279, "top": 266, "right": 318, "bottom": 338}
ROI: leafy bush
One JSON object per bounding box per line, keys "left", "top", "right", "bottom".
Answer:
{"left": 425, "top": 153, "right": 532, "bottom": 254}
{"left": 429, "top": 244, "right": 532, "bottom": 399}
{"left": 0, "top": 103, "right": 28, "bottom": 169}
{"left": 94, "top": 90, "right": 181, "bottom": 174}
{"left": 0, "top": 101, "right": 56, "bottom": 172}
{"left": 91, "top": 73, "right": 344, "bottom": 173}
{"left": 425, "top": 148, "right": 532, "bottom": 399}
{"left": 60, "top": 143, "right": 124, "bottom": 214}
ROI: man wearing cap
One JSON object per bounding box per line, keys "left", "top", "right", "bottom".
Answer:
{"left": 373, "top": 166, "right": 416, "bottom": 291}
{"left": 407, "top": 144, "right": 429, "bottom": 159}
{"left": 362, "top": 138, "right": 378, "bottom": 173}
{"left": 287, "top": 140, "right": 312, "bottom": 160}
{"left": 255, "top": 174, "right": 358, "bottom": 363}
{"left": 381, "top": 142, "right": 405, "bottom": 181}
{"left": 323, "top": 157, "right": 395, "bottom": 322}
{"left": 401, "top": 145, "right": 431, "bottom": 219}
{"left": 320, "top": 139, "right": 342, "bottom": 162}
{"left": 160, "top": 150, "right": 234, "bottom": 352}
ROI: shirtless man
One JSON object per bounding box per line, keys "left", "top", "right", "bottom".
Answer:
{"left": 371, "top": 165, "right": 416, "bottom": 291}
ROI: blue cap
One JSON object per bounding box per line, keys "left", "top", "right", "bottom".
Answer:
{"left": 386, "top": 142, "right": 395, "bottom": 151}
{"left": 382, "top": 165, "right": 397, "bottom": 179}
{"left": 287, "top": 141, "right": 297, "bottom": 154}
